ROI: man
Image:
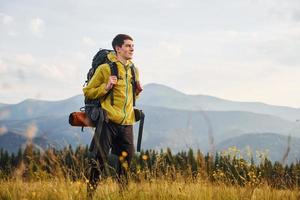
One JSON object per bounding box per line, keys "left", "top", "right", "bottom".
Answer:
{"left": 83, "top": 34, "right": 142, "bottom": 197}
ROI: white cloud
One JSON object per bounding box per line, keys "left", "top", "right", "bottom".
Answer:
{"left": 74, "top": 51, "right": 87, "bottom": 61}
{"left": 158, "top": 41, "right": 182, "bottom": 57}
{"left": 0, "top": 58, "right": 8, "bottom": 74}
{"left": 15, "top": 54, "right": 35, "bottom": 66}
{"left": 1, "top": 0, "right": 300, "bottom": 107}
{"left": 0, "top": 13, "right": 16, "bottom": 36}
{"left": 82, "top": 36, "right": 96, "bottom": 47}
{"left": 40, "top": 64, "right": 65, "bottom": 80}
{"left": 0, "top": 13, "right": 14, "bottom": 25}
{"left": 220, "top": 67, "right": 300, "bottom": 108}
{"left": 39, "top": 62, "right": 81, "bottom": 83}
{"left": 8, "top": 30, "right": 17, "bottom": 37}
{"left": 30, "top": 17, "right": 45, "bottom": 37}
{"left": 225, "top": 30, "right": 240, "bottom": 38}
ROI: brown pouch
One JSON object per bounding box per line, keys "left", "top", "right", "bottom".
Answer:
{"left": 69, "top": 112, "right": 95, "bottom": 127}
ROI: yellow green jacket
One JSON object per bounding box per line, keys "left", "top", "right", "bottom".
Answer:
{"left": 83, "top": 52, "right": 140, "bottom": 125}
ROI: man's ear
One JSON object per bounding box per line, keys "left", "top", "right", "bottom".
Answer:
{"left": 115, "top": 45, "right": 121, "bottom": 53}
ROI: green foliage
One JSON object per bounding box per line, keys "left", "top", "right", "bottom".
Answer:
{"left": 0, "top": 145, "right": 299, "bottom": 189}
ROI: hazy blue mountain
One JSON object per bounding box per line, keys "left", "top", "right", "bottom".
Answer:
{"left": 0, "top": 83, "right": 300, "bottom": 163}
{"left": 137, "top": 106, "right": 298, "bottom": 151}
{"left": 1, "top": 83, "right": 299, "bottom": 121}
{"left": 0, "top": 132, "right": 59, "bottom": 153}
{"left": 1, "top": 105, "right": 298, "bottom": 157}
{"left": 216, "top": 133, "right": 300, "bottom": 164}
{"left": 0, "top": 95, "right": 83, "bottom": 120}
{"left": 138, "top": 83, "right": 300, "bottom": 121}
{"left": 0, "top": 115, "right": 93, "bottom": 149}
{"left": 0, "top": 103, "right": 8, "bottom": 108}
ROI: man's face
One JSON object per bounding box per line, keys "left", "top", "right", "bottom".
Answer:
{"left": 116, "top": 39, "right": 134, "bottom": 60}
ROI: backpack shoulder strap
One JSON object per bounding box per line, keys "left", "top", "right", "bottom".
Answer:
{"left": 104, "top": 62, "right": 136, "bottom": 107}
{"left": 109, "top": 62, "right": 118, "bottom": 77}
{"left": 130, "top": 64, "right": 137, "bottom": 107}
{"left": 108, "top": 62, "right": 118, "bottom": 106}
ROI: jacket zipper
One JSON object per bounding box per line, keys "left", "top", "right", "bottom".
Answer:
{"left": 120, "top": 68, "right": 129, "bottom": 124}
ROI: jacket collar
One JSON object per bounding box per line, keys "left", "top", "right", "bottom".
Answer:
{"left": 107, "top": 51, "right": 133, "bottom": 67}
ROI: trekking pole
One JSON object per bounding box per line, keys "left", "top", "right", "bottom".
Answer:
{"left": 137, "top": 111, "right": 145, "bottom": 152}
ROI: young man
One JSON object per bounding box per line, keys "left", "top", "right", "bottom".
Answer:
{"left": 83, "top": 34, "right": 142, "bottom": 197}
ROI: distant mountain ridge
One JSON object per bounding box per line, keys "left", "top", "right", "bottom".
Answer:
{"left": 216, "top": 133, "right": 300, "bottom": 164}
{"left": 0, "top": 104, "right": 298, "bottom": 154}
{"left": 0, "top": 83, "right": 299, "bottom": 162}
{"left": 1, "top": 83, "right": 299, "bottom": 121}
{"left": 138, "top": 84, "right": 300, "bottom": 121}
{"left": 0, "top": 103, "right": 8, "bottom": 108}
{"left": 0, "top": 132, "right": 60, "bottom": 153}
{"left": 0, "top": 95, "right": 83, "bottom": 120}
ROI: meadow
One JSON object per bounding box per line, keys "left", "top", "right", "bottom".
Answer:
{"left": 0, "top": 145, "right": 299, "bottom": 200}
{"left": 1, "top": 178, "right": 300, "bottom": 200}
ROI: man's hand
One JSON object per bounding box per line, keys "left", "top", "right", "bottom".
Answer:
{"left": 105, "top": 76, "right": 117, "bottom": 91}
{"left": 136, "top": 81, "right": 143, "bottom": 95}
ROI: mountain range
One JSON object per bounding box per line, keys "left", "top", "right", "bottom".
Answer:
{"left": 0, "top": 83, "right": 299, "bottom": 163}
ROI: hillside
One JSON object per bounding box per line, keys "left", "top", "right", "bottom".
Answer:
{"left": 216, "top": 133, "right": 300, "bottom": 163}
{"left": 0, "top": 83, "right": 299, "bottom": 163}
{"left": 138, "top": 83, "right": 300, "bottom": 121}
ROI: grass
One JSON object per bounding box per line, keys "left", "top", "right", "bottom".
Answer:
{"left": 0, "top": 178, "right": 299, "bottom": 200}
{"left": 1, "top": 145, "right": 299, "bottom": 199}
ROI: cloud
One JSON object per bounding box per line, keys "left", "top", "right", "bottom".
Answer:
{"left": 158, "top": 41, "right": 182, "bottom": 57}
{"left": 39, "top": 62, "right": 80, "bottom": 82}
{"left": 8, "top": 30, "right": 17, "bottom": 37}
{"left": 0, "top": 13, "right": 17, "bottom": 36}
{"left": 0, "top": 58, "right": 8, "bottom": 74}
{"left": 0, "top": 13, "right": 14, "bottom": 25}
{"left": 30, "top": 17, "right": 45, "bottom": 37}
{"left": 266, "top": 0, "right": 300, "bottom": 22}
{"left": 0, "top": 50, "right": 85, "bottom": 87}
{"left": 1, "top": 0, "right": 300, "bottom": 107}
{"left": 74, "top": 51, "right": 87, "bottom": 61}
{"left": 40, "top": 64, "right": 65, "bottom": 80}
{"left": 82, "top": 36, "right": 96, "bottom": 47}
{"left": 0, "top": 54, "right": 36, "bottom": 82}
{"left": 223, "top": 67, "right": 300, "bottom": 107}
{"left": 290, "top": 9, "right": 300, "bottom": 21}
{"left": 15, "top": 54, "right": 35, "bottom": 66}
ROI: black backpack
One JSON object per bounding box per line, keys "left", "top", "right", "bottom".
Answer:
{"left": 83, "top": 49, "right": 137, "bottom": 125}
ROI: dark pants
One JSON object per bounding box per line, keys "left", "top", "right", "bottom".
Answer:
{"left": 87, "top": 121, "right": 134, "bottom": 196}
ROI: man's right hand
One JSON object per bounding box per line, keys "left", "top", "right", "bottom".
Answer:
{"left": 136, "top": 81, "right": 143, "bottom": 95}
{"left": 105, "top": 76, "right": 117, "bottom": 91}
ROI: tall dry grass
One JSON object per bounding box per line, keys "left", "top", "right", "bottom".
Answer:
{"left": 0, "top": 178, "right": 300, "bottom": 200}
{"left": 0, "top": 145, "right": 300, "bottom": 199}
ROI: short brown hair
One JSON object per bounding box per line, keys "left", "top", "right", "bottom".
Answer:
{"left": 112, "top": 34, "right": 133, "bottom": 52}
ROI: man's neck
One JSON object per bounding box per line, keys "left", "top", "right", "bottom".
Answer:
{"left": 116, "top": 54, "right": 129, "bottom": 66}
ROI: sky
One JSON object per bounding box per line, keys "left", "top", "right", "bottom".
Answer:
{"left": 0, "top": 0, "right": 300, "bottom": 108}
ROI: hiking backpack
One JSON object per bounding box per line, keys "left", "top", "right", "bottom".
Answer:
{"left": 83, "top": 48, "right": 137, "bottom": 125}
